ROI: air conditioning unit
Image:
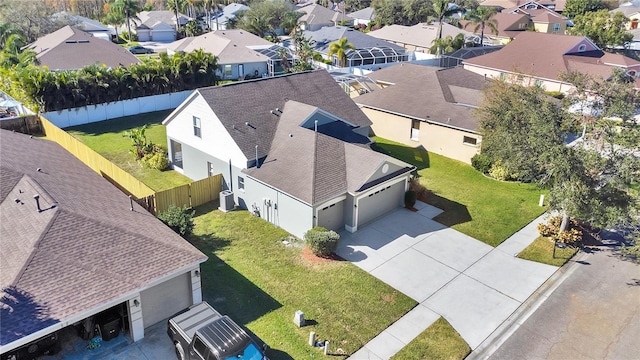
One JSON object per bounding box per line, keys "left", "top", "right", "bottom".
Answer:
{"left": 219, "top": 190, "right": 235, "bottom": 212}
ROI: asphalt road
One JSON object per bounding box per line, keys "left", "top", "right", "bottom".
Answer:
{"left": 490, "top": 234, "right": 640, "bottom": 360}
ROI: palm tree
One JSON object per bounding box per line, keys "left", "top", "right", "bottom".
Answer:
{"left": 103, "top": 9, "right": 125, "bottom": 43}
{"left": 464, "top": 7, "right": 498, "bottom": 46}
{"left": 168, "top": 0, "right": 189, "bottom": 36}
{"left": 112, "top": 0, "right": 142, "bottom": 44}
{"left": 430, "top": 33, "right": 465, "bottom": 55}
{"left": 0, "top": 22, "right": 22, "bottom": 50}
{"left": 430, "top": 0, "right": 460, "bottom": 41}
{"left": 327, "top": 37, "right": 355, "bottom": 67}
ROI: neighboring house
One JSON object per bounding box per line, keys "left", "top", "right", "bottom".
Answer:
{"left": 135, "top": 10, "right": 191, "bottom": 42}
{"left": 480, "top": 0, "right": 566, "bottom": 12}
{"left": 297, "top": 4, "right": 351, "bottom": 31}
{"left": 167, "top": 29, "right": 278, "bottom": 79}
{"left": 293, "top": 26, "right": 408, "bottom": 67}
{"left": 167, "top": 29, "right": 290, "bottom": 79}
{"left": 0, "top": 130, "right": 207, "bottom": 355}
{"left": 461, "top": 12, "right": 533, "bottom": 45}
{"left": 355, "top": 63, "right": 487, "bottom": 164}
{"left": 210, "top": 3, "right": 249, "bottom": 31}
{"left": 368, "top": 22, "right": 474, "bottom": 53}
{"left": 162, "top": 71, "right": 415, "bottom": 238}
{"left": 54, "top": 11, "right": 116, "bottom": 41}
{"left": 347, "top": 7, "right": 375, "bottom": 27}
{"left": 463, "top": 31, "right": 640, "bottom": 92}
{"left": 611, "top": 2, "right": 640, "bottom": 30}
{"left": 23, "top": 25, "right": 141, "bottom": 71}
{"left": 502, "top": 1, "right": 569, "bottom": 34}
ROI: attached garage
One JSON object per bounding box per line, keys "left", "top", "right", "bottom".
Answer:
{"left": 316, "top": 200, "right": 345, "bottom": 231}
{"left": 140, "top": 272, "right": 192, "bottom": 328}
{"left": 356, "top": 180, "right": 405, "bottom": 227}
{"left": 151, "top": 30, "right": 175, "bottom": 42}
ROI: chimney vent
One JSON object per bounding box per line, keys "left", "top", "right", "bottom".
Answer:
{"left": 33, "top": 195, "right": 42, "bottom": 212}
{"left": 37, "top": 168, "right": 42, "bottom": 172}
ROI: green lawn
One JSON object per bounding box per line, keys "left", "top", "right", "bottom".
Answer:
{"left": 65, "top": 111, "right": 191, "bottom": 191}
{"left": 189, "top": 203, "right": 417, "bottom": 359}
{"left": 373, "top": 137, "right": 547, "bottom": 247}
{"left": 391, "top": 317, "right": 470, "bottom": 360}
{"left": 518, "top": 236, "right": 579, "bottom": 266}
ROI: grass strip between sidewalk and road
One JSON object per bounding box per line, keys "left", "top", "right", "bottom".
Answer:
{"left": 391, "top": 317, "right": 471, "bottom": 360}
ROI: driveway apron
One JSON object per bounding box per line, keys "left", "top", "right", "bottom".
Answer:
{"left": 338, "top": 202, "right": 557, "bottom": 359}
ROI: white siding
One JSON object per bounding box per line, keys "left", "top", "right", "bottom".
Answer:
{"left": 165, "top": 94, "right": 247, "bottom": 175}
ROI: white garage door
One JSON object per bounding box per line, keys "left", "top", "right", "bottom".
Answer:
{"left": 151, "top": 31, "right": 175, "bottom": 42}
{"left": 357, "top": 181, "right": 405, "bottom": 227}
{"left": 317, "top": 201, "right": 344, "bottom": 232}
{"left": 140, "top": 272, "right": 191, "bottom": 328}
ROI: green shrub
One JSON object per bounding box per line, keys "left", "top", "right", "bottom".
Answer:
{"left": 142, "top": 152, "right": 169, "bottom": 170}
{"left": 404, "top": 190, "right": 417, "bottom": 208}
{"left": 471, "top": 153, "right": 493, "bottom": 174}
{"left": 537, "top": 215, "right": 582, "bottom": 245}
{"left": 488, "top": 162, "right": 510, "bottom": 181}
{"left": 545, "top": 91, "right": 565, "bottom": 99}
{"left": 158, "top": 204, "right": 195, "bottom": 237}
{"left": 304, "top": 226, "right": 340, "bottom": 257}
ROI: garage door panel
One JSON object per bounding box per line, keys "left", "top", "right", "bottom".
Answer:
{"left": 317, "top": 201, "right": 344, "bottom": 231}
{"left": 140, "top": 272, "right": 191, "bottom": 328}
{"left": 357, "top": 181, "right": 404, "bottom": 226}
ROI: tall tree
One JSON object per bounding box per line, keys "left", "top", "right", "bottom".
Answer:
{"left": 0, "top": 21, "right": 22, "bottom": 50}
{"left": 430, "top": 32, "right": 465, "bottom": 55}
{"left": 430, "top": 0, "right": 461, "bottom": 41}
{"left": 103, "top": 8, "right": 125, "bottom": 42}
{"left": 112, "top": 0, "right": 142, "bottom": 43}
{"left": 327, "top": 37, "right": 355, "bottom": 67}
{"left": 562, "top": 0, "right": 605, "bottom": 19}
{"left": 568, "top": 10, "right": 632, "bottom": 49}
{"left": 0, "top": 0, "right": 72, "bottom": 42}
{"left": 463, "top": 6, "right": 498, "bottom": 46}
{"left": 167, "top": 0, "right": 188, "bottom": 35}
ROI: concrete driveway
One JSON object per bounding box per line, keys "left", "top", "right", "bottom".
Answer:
{"left": 338, "top": 202, "right": 558, "bottom": 358}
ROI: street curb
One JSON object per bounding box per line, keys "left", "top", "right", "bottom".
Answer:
{"left": 465, "top": 250, "right": 591, "bottom": 360}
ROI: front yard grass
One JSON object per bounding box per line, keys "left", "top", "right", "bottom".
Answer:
{"left": 65, "top": 110, "right": 191, "bottom": 191}
{"left": 373, "top": 137, "right": 546, "bottom": 247}
{"left": 189, "top": 203, "right": 417, "bottom": 359}
{"left": 391, "top": 317, "right": 470, "bottom": 360}
{"left": 518, "top": 236, "right": 579, "bottom": 266}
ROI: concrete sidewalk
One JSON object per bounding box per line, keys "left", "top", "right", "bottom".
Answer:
{"left": 339, "top": 204, "right": 557, "bottom": 359}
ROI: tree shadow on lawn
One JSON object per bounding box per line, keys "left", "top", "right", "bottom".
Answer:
{"left": 427, "top": 193, "right": 472, "bottom": 227}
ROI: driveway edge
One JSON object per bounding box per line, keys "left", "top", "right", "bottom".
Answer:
{"left": 465, "top": 250, "right": 590, "bottom": 360}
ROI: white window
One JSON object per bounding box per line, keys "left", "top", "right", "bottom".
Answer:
{"left": 535, "top": 79, "right": 544, "bottom": 87}
{"left": 193, "top": 116, "right": 201, "bottom": 137}
{"left": 578, "top": 44, "right": 587, "bottom": 52}
{"left": 224, "top": 64, "right": 232, "bottom": 77}
{"left": 463, "top": 136, "right": 478, "bottom": 146}
{"left": 552, "top": 23, "right": 561, "bottom": 33}
{"left": 207, "top": 161, "right": 215, "bottom": 176}
{"left": 410, "top": 119, "right": 420, "bottom": 141}
{"left": 238, "top": 176, "right": 245, "bottom": 190}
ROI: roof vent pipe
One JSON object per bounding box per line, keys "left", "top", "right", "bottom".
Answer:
{"left": 33, "top": 194, "right": 42, "bottom": 212}
{"left": 315, "top": 120, "right": 318, "bottom": 132}
{"left": 255, "top": 145, "right": 259, "bottom": 168}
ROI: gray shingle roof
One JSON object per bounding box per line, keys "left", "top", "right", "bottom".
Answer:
{"left": 193, "top": 70, "right": 372, "bottom": 161}
{"left": 0, "top": 130, "right": 206, "bottom": 347}
{"left": 356, "top": 63, "right": 488, "bottom": 132}
{"left": 302, "top": 26, "right": 405, "bottom": 54}
{"left": 244, "top": 101, "right": 412, "bottom": 204}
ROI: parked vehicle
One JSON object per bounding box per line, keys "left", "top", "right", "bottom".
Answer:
{"left": 167, "top": 302, "right": 268, "bottom": 360}
{"left": 128, "top": 45, "right": 154, "bottom": 54}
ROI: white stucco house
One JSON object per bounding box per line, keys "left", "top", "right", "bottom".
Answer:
{"left": 162, "top": 71, "right": 415, "bottom": 238}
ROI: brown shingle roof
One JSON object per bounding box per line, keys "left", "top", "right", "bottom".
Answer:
{"left": 463, "top": 32, "right": 640, "bottom": 84}
{"left": 0, "top": 130, "right": 206, "bottom": 347}
{"left": 356, "top": 63, "right": 487, "bottom": 132}
{"left": 24, "top": 26, "right": 141, "bottom": 70}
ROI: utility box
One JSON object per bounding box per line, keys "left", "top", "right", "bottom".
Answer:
{"left": 294, "top": 310, "right": 305, "bottom": 327}
{"left": 219, "top": 190, "right": 234, "bottom": 212}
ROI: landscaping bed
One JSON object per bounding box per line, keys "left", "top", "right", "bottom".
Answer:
{"left": 517, "top": 236, "right": 579, "bottom": 267}
{"left": 189, "top": 203, "right": 417, "bottom": 359}
{"left": 65, "top": 110, "right": 191, "bottom": 191}
{"left": 372, "top": 137, "right": 546, "bottom": 247}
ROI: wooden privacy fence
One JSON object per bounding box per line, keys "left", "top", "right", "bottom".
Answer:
{"left": 39, "top": 115, "right": 222, "bottom": 215}
{"left": 151, "top": 175, "right": 222, "bottom": 214}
